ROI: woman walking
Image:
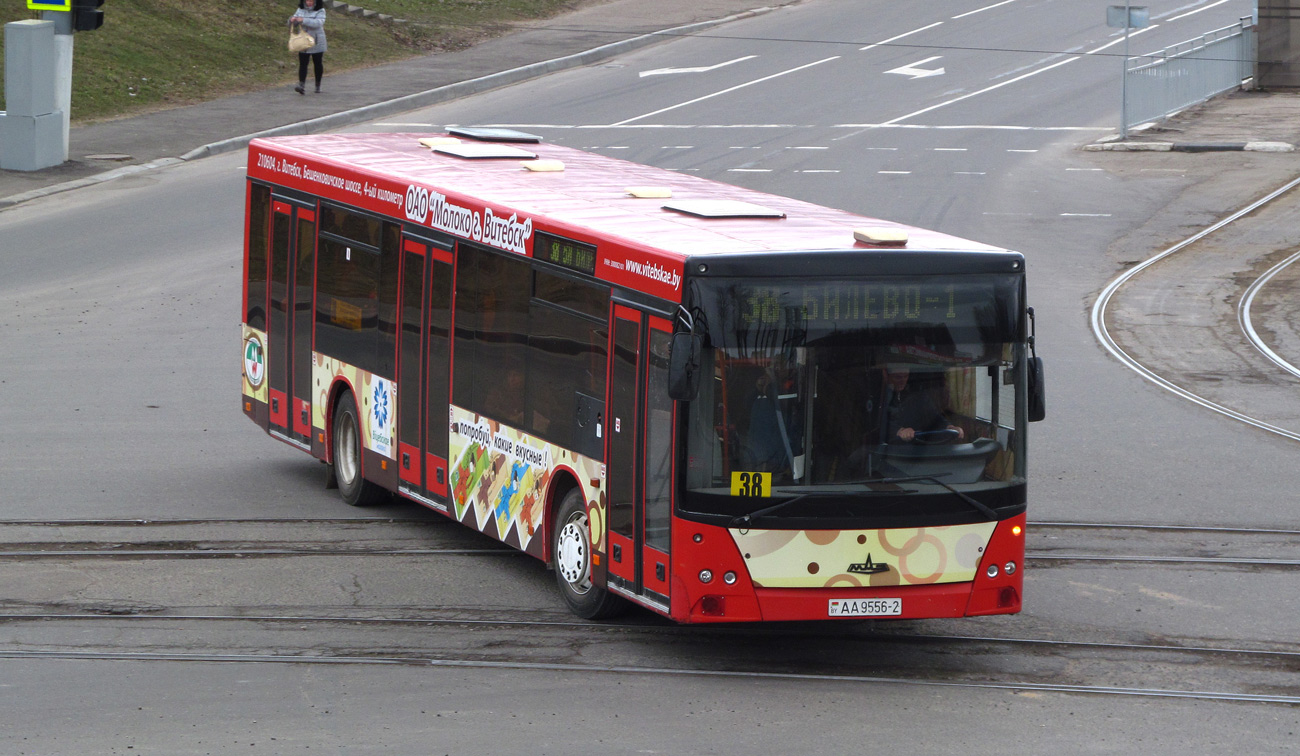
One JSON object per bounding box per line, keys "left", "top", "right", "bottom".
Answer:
{"left": 289, "top": 0, "right": 327, "bottom": 94}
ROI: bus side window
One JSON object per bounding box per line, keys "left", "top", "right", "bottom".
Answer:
{"left": 245, "top": 183, "right": 271, "bottom": 332}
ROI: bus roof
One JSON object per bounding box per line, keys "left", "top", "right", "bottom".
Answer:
{"left": 249, "top": 132, "right": 1008, "bottom": 261}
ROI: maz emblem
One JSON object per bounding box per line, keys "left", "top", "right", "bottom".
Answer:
{"left": 848, "top": 553, "right": 891, "bottom": 575}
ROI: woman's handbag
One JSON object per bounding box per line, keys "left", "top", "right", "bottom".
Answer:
{"left": 289, "top": 23, "right": 315, "bottom": 53}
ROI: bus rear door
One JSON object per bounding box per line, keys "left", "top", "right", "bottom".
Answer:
{"left": 268, "top": 198, "right": 315, "bottom": 449}
{"left": 606, "top": 307, "right": 675, "bottom": 612}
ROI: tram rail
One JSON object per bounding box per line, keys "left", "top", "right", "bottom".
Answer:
{"left": 1, "top": 519, "right": 1295, "bottom": 569}
{"left": 0, "top": 606, "right": 1296, "bottom": 706}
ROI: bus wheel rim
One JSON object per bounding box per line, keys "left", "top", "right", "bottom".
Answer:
{"left": 338, "top": 414, "right": 358, "bottom": 486}
{"left": 556, "top": 515, "right": 592, "bottom": 594}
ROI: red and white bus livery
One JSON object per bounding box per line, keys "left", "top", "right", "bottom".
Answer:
{"left": 241, "top": 128, "right": 1045, "bottom": 623}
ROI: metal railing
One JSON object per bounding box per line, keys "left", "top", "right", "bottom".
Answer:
{"left": 1123, "top": 17, "right": 1255, "bottom": 131}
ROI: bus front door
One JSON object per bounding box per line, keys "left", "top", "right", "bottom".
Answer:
{"left": 396, "top": 235, "right": 453, "bottom": 509}
{"left": 268, "top": 199, "right": 315, "bottom": 449}
{"left": 606, "top": 307, "right": 674, "bottom": 612}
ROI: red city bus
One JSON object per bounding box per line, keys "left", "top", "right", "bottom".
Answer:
{"left": 241, "top": 129, "right": 1045, "bottom": 623}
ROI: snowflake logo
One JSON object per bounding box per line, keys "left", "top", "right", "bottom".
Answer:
{"left": 372, "top": 381, "right": 390, "bottom": 429}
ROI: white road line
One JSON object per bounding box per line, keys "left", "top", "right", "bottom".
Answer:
{"left": 866, "top": 147, "right": 899, "bottom": 151}
{"left": 662, "top": 146, "right": 695, "bottom": 149}
{"left": 1067, "top": 167, "right": 1105, "bottom": 171}
{"left": 798, "top": 169, "right": 841, "bottom": 173}
{"left": 614, "top": 57, "right": 841, "bottom": 126}
{"left": 934, "top": 148, "right": 968, "bottom": 151}
{"left": 885, "top": 56, "right": 947, "bottom": 80}
{"left": 871, "top": 27, "right": 1158, "bottom": 128}
{"left": 728, "top": 168, "right": 772, "bottom": 172}
{"left": 878, "top": 171, "right": 912, "bottom": 175}
{"left": 833, "top": 124, "right": 1111, "bottom": 132}
{"left": 789, "top": 146, "right": 829, "bottom": 150}
{"left": 955, "top": 171, "right": 987, "bottom": 175}
{"left": 639, "top": 55, "right": 757, "bottom": 77}
{"left": 466, "top": 123, "right": 1109, "bottom": 132}
{"left": 1007, "top": 149, "right": 1039, "bottom": 153}
{"left": 953, "top": 0, "right": 1018, "bottom": 20}
{"left": 860, "top": 22, "right": 944, "bottom": 52}
{"left": 1091, "top": 175, "right": 1300, "bottom": 443}
{"left": 1166, "top": 0, "right": 1231, "bottom": 22}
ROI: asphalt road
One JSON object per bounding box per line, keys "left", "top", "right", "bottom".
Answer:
{"left": 3, "top": 0, "right": 1299, "bottom": 752}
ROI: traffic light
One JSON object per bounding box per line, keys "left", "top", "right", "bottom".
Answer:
{"left": 71, "top": 0, "right": 104, "bottom": 31}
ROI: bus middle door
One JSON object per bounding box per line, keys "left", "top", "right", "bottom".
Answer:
{"left": 606, "top": 307, "right": 674, "bottom": 613}
{"left": 395, "top": 234, "right": 453, "bottom": 509}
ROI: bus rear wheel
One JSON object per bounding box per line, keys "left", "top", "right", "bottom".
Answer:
{"left": 331, "top": 390, "right": 386, "bottom": 507}
{"left": 553, "top": 488, "right": 625, "bottom": 619}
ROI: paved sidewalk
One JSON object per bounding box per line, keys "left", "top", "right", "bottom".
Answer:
{"left": 0, "top": 0, "right": 800, "bottom": 207}
{"left": 1084, "top": 89, "right": 1300, "bottom": 153}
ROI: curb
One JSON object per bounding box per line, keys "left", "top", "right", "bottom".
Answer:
{"left": 0, "top": 7, "right": 778, "bottom": 209}
{"left": 1083, "top": 140, "right": 1295, "bottom": 153}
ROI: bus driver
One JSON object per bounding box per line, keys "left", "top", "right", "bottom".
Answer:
{"left": 880, "top": 365, "right": 965, "bottom": 444}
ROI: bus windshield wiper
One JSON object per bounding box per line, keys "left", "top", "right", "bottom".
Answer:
{"left": 727, "top": 475, "right": 998, "bottom": 529}
{"left": 862, "top": 475, "right": 998, "bottom": 519}
{"left": 728, "top": 491, "right": 841, "bottom": 529}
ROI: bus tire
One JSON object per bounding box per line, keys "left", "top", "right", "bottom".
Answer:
{"left": 553, "top": 488, "right": 625, "bottom": 620}
{"left": 331, "top": 390, "right": 386, "bottom": 507}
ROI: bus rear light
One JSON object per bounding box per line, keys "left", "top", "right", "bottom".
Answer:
{"left": 997, "top": 586, "right": 1019, "bottom": 609}
{"left": 1012, "top": 525, "right": 1023, "bottom": 537}
{"left": 245, "top": 402, "right": 252, "bottom": 412}
{"left": 700, "top": 595, "right": 726, "bottom": 616}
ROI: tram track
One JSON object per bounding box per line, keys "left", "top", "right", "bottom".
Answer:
{"left": 1091, "top": 175, "right": 1300, "bottom": 441}
{"left": 1, "top": 518, "right": 1296, "bottom": 705}
{"left": 0, "top": 605, "right": 1296, "bottom": 706}
{"left": 1, "top": 519, "right": 1295, "bottom": 569}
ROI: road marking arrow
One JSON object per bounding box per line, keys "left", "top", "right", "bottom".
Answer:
{"left": 885, "top": 56, "right": 946, "bottom": 80}
{"left": 640, "top": 56, "right": 758, "bottom": 77}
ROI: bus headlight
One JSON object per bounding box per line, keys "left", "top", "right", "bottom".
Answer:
{"left": 986, "top": 564, "right": 1000, "bottom": 578}
{"left": 1004, "top": 561, "right": 1017, "bottom": 575}
{"left": 699, "top": 569, "right": 714, "bottom": 583}
{"left": 723, "top": 571, "right": 737, "bottom": 585}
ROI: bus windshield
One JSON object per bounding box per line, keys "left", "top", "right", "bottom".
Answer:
{"left": 682, "top": 273, "right": 1026, "bottom": 525}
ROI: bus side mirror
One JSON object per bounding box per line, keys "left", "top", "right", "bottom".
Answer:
{"left": 1027, "top": 356, "right": 1046, "bottom": 422}
{"left": 668, "top": 333, "right": 702, "bottom": 401}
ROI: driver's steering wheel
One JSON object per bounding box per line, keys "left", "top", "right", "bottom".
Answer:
{"left": 912, "top": 428, "right": 960, "bottom": 444}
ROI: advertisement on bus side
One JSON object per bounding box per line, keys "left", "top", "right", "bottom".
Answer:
{"left": 448, "top": 405, "right": 605, "bottom": 557}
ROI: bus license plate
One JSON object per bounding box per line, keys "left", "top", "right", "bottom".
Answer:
{"left": 828, "top": 598, "right": 902, "bottom": 617}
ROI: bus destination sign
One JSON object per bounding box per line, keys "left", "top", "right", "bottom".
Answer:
{"left": 535, "top": 232, "right": 596, "bottom": 275}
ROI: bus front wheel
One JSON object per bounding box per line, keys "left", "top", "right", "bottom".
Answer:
{"left": 331, "top": 391, "right": 386, "bottom": 507}
{"left": 553, "top": 488, "right": 625, "bottom": 619}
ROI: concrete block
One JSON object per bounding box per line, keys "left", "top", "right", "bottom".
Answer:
{"left": 1, "top": 110, "right": 66, "bottom": 171}
{"left": 4, "top": 20, "right": 58, "bottom": 118}
{"left": 1245, "top": 141, "right": 1296, "bottom": 152}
